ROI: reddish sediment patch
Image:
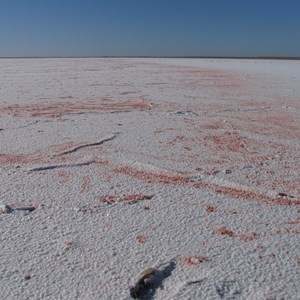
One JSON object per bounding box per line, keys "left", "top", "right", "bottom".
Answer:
{"left": 0, "top": 139, "right": 109, "bottom": 168}
{"left": 216, "top": 227, "right": 260, "bottom": 242}
{"left": 99, "top": 195, "right": 118, "bottom": 204}
{"left": 113, "top": 166, "right": 187, "bottom": 185}
{"left": 111, "top": 164, "right": 299, "bottom": 207}
{"left": 0, "top": 154, "right": 31, "bottom": 164}
{"left": 238, "top": 233, "right": 260, "bottom": 242}
{"left": 215, "top": 227, "right": 234, "bottom": 237}
{"left": 0, "top": 99, "right": 152, "bottom": 118}
{"left": 205, "top": 205, "right": 218, "bottom": 213}
{"left": 232, "top": 103, "right": 300, "bottom": 141}
{"left": 136, "top": 235, "right": 147, "bottom": 244}
{"left": 288, "top": 218, "right": 300, "bottom": 225}
{"left": 57, "top": 170, "right": 72, "bottom": 184}
{"left": 80, "top": 176, "right": 91, "bottom": 194}
{"left": 193, "top": 182, "right": 300, "bottom": 207}
{"left": 294, "top": 257, "right": 300, "bottom": 266}
{"left": 215, "top": 226, "right": 300, "bottom": 242}
{"left": 203, "top": 132, "right": 250, "bottom": 154}
{"left": 155, "top": 64, "right": 255, "bottom": 95}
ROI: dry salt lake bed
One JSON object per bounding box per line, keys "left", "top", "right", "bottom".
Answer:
{"left": 0, "top": 58, "right": 299, "bottom": 299}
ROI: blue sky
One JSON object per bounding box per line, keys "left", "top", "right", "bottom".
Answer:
{"left": 0, "top": 0, "right": 299, "bottom": 57}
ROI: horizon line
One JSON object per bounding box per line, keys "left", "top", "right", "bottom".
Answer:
{"left": 0, "top": 56, "right": 300, "bottom": 60}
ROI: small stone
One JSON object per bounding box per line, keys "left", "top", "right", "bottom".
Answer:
{"left": 24, "top": 275, "right": 31, "bottom": 280}
{"left": 130, "top": 267, "right": 157, "bottom": 299}
{"left": 138, "top": 267, "right": 156, "bottom": 285}
{"left": 0, "top": 204, "right": 14, "bottom": 214}
{"left": 224, "top": 169, "right": 232, "bottom": 174}
{"left": 277, "top": 193, "right": 294, "bottom": 199}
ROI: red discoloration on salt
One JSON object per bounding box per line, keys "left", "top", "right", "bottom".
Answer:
{"left": 136, "top": 235, "right": 147, "bottom": 244}
{"left": 49, "top": 141, "right": 78, "bottom": 156}
{"left": 204, "top": 132, "right": 249, "bottom": 154}
{"left": 80, "top": 176, "right": 91, "bottom": 194}
{"left": 288, "top": 218, "right": 300, "bottom": 224}
{"left": 274, "top": 228, "right": 300, "bottom": 235}
{"left": 274, "top": 197, "right": 300, "bottom": 206}
{"left": 57, "top": 170, "right": 72, "bottom": 184}
{"left": 205, "top": 205, "right": 218, "bottom": 213}
{"left": 0, "top": 139, "right": 110, "bottom": 170}
{"left": 113, "top": 166, "right": 187, "bottom": 185}
{"left": 202, "top": 122, "right": 226, "bottom": 130}
{"left": 112, "top": 165, "right": 298, "bottom": 207}
{"left": 184, "top": 146, "right": 192, "bottom": 151}
{"left": 0, "top": 154, "right": 30, "bottom": 164}
{"left": 99, "top": 195, "right": 118, "bottom": 204}
{"left": 212, "top": 185, "right": 267, "bottom": 201}
{"left": 215, "top": 228, "right": 259, "bottom": 242}
{"left": 156, "top": 64, "right": 253, "bottom": 96}
{"left": 153, "top": 129, "right": 164, "bottom": 134}
{"left": 294, "top": 257, "right": 300, "bottom": 266}
{"left": 232, "top": 103, "right": 300, "bottom": 141}
{"left": 183, "top": 256, "right": 208, "bottom": 266}
{"left": 216, "top": 227, "right": 234, "bottom": 237}
{"left": 0, "top": 99, "right": 152, "bottom": 118}
{"left": 238, "top": 233, "right": 259, "bottom": 242}
{"left": 63, "top": 241, "right": 72, "bottom": 251}
{"left": 193, "top": 181, "right": 300, "bottom": 207}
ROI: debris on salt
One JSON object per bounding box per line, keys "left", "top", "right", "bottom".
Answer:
{"left": 0, "top": 204, "right": 14, "bottom": 214}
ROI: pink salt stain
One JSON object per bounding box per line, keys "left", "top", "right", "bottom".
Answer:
{"left": 99, "top": 195, "right": 118, "bottom": 204}
{"left": 0, "top": 99, "right": 152, "bottom": 118}
{"left": 294, "top": 257, "right": 300, "bottom": 266}
{"left": 215, "top": 227, "right": 234, "bottom": 237}
{"left": 111, "top": 164, "right": 299, "bottom": 208}
{"left": 57, "top": 170, "right": 72, "bottom": 184}
{"left": 287, "top": 218, "right": 300, "bottom": 225}
{"left": 203, "top": 132, "right": 249, "bottom": 154}
{"left": 153, "top": 129, "right": 164, "bottom": 134}
{"left": 216, "top": 227, "right": 259, "bottom": 242}
{"left": 0, "top": 154, "right": 30, "bottom": 164}
{"left": 136, "top": 235, "right": 147, "bottom": 244}
{"left": 49, "top": 141, "right": 78, "bottom": 156}
{"left": 274, "top": 228, "right": 300, "bottom": 235}
{"left": 237, "top": 233, "right": 260, "bottom": 242}
{"left": 233, "top": 104, "right": 300, "bottom": 141}
{"left": 80, "top": 175, "right": 91, "bottom": 194}
{"left": 202, "top": 121, "right": 227, "bottom": 130}
{"left": 205, "top": 205, "right": 218, "bottom": 213}
{"left": 113, "top": 166, "right": 187, "bottom": 185}
{"left": 184, "top": 146, "right": 192, "bottom": 151}
{"left": 193, "top": 181, "right": 300, "bottom": 207}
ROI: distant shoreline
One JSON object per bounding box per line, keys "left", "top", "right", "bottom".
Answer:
{"left": 0, "top": 56, "right": 300, "bottom": 60}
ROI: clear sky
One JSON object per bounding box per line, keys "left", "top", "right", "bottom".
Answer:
{"left": 0, "top": 0, "right": 299, "bottom": 57}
